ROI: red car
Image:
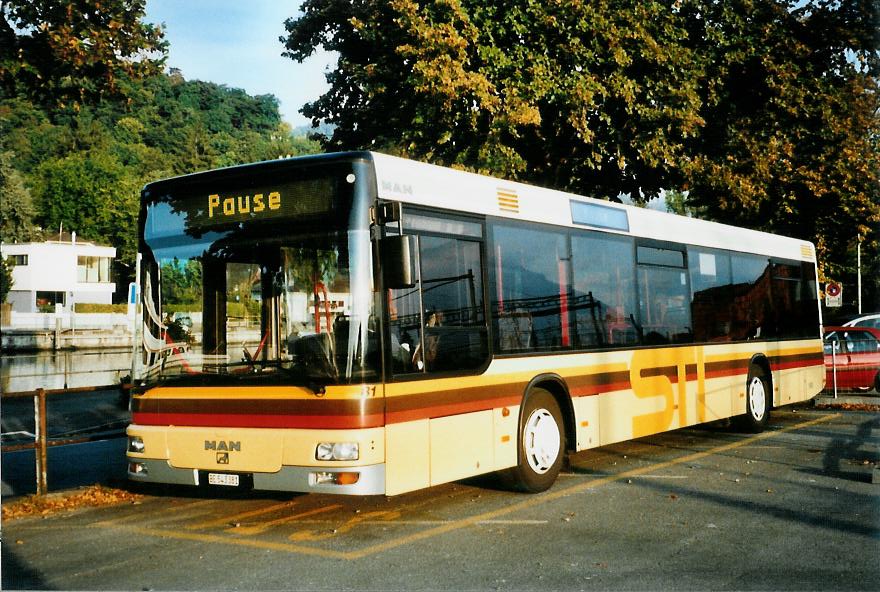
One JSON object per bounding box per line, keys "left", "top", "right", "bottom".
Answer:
{"left": 823, "top": 326, "right": 880, "bottom": 392}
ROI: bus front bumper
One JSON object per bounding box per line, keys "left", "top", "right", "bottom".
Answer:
{"left": 127, "top": 458, "right": 386, "bottom": 496}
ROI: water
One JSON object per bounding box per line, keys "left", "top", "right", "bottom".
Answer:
{"left": 1, "top": 350, "right": 132, "bottom": 394}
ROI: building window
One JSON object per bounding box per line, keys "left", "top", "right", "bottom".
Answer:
{"left": 7, "top": 254, "right": 28, "bottom": 266}
{"left": 77, "top": 256, "right": 112, "bottom": 283}
{"left": 36, "top": 291, "right": 65, "bottom": 312}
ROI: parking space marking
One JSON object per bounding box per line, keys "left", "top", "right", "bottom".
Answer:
{"left": 229, "top": 504, "right": 343, "bottom": 536}
{"left": 92, "top": 413, "right": 838, "bottom": 560}
{"left": 185, "top": 500, "right": 299, "bottom": 531}
{"left": 289, "top": 509, "right": 401, "bottom": 542}
{"left": 91, "top": 522, "right": 354, "bottom": 559}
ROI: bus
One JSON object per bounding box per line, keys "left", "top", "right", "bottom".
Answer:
{"left": 127, "top": 151, "right": 825, "bottom": 495}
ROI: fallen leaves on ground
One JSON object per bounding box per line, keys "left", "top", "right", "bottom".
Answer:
{"left": 815, "top": 403, "right": 880, "bottom": 412}
{"left": 2, "top": 485, "right": 142, "bottom": 521}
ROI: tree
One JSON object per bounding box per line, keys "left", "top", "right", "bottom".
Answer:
{"left": 282, "top": 0, "right": 879, "bottom": 299}
{"left": 33, "top": 149, "right": 140, "bottom": 269}
{"left": 0, "top": 150, "right": 37, "bottom": 243}
{"left": 679, "top": 0, "right": 880, "bottom": 281}
{"left": 283, "top": 0, "right": 705, "bottom": 201}
{"left": 0, "top": 256, "right": 12, "bottom": 303}
{"left": 1, "top": 0, "right": 167, "bottom": 109}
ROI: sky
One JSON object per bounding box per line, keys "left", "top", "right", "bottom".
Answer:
{"left": 144, "top": 0, "right": 335, "bottom": 128}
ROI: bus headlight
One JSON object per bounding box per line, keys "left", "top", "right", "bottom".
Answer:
{"left": 128, "top": 436, "right": 145, "bottom": 454}
{"left": 315, "top": 442, "right": 359, "bottom": 461}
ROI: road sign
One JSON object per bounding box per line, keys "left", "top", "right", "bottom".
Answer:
{"left": 128, "top": 282, "right": 139, "bottom": 320}
{"left": 825, "top": 282, "right": 842, "bottom": 307}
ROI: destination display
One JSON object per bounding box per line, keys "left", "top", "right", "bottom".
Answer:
{"left": 175, "top": 177, "right": 336, "bottom": 231}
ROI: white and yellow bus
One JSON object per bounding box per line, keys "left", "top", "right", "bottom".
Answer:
{"left": 127, "top": 151, "right": 824, "bottom": 495}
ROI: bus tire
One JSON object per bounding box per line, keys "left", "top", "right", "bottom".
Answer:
{"left": 507, "top": 388, "right": 564, "bottom": 493}
{"left": 738, "top": 364, "right": 770, "bottom": 433}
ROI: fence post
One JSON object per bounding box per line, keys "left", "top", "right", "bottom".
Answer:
{"left": 34, "top": 388, "right": 48, "bottom": 495}
{"left": 831, "top": 345, "right": 838, "bottom": 399}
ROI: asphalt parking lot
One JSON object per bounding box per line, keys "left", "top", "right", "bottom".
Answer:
{"left": 3, "top": 407, "right": 878, "bottom": 591}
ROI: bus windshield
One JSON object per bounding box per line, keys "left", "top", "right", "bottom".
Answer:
{"left": 138, "top": 160, "right": 379, "bottom": 387}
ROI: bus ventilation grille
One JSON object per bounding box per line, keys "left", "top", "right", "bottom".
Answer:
{"left": 497, "top": 188, "right": 519, "bottom": 213}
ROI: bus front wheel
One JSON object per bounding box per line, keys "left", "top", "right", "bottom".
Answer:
{"left": 738, "top": 364, "right": 770, "bottom": 433}
{"left": 507, "top": 388, "right": 564, "bottom": 493}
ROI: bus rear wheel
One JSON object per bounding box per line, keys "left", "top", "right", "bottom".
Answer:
{"left": 506, "top": 388, "right": 564, "bottom": 493}
{"left": 738, "top": 364, "right": 770, "bottom": 433}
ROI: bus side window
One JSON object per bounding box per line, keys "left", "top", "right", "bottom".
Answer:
{"left": 390, "top": 230, "right": 489, "bottom": 375}
{"left": 688, "top": 248, "right": 734, "bottom": 342}
{"left": 571, "top": 232, "right": 638, "bottom": 348}
{"left": 419, "top": 235, "right": 488, "bottom": 372}
{"left": 731, "top": 255, "right": 773, "bottom": 340}
{"left": 491, "top": 224, "right": 568, "bottom": 352}
{"left": 636, "top": 246, "right": 693, "bottom": 345}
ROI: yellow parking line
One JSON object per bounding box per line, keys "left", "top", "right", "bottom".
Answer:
{"left": 228, "top": 504, "right": 343, "bottom": 535}
{"left": 185, "top": 500, "right": 300, "bottom": 530}
{"left": 92, "top": 522, "right": 352, "bottom": 559}
{"left": 343, "top": 413, "right": 839, "bottom": 560}
{"left": 93, "top": 413, "right": 838, "bottom": 560}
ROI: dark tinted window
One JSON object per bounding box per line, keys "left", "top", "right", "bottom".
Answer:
{"left": 638, "top": 246, "right": 685, "bottom": 268}
{"left": 491, "top": 224, "right": 569, "bottom": 352}
{"left": 389, "top": 231, "right": 488, "bottom": 375}
{"left": 637, "top": 247, "right": 692, "bottom": 344}
{"left": 689, "top": 248, "right": 734, "bottom": 342}
{"left": 571, "top": 233, "right": 639, "bottom": 347}
{"left": 771, "top": 263, "right": 805, "bottom": 338}
{"left": 731, "top": 255, "right": 772, "bottom": 340}
{"left": 799, "top": 262, "right": 820, "bottom": 336}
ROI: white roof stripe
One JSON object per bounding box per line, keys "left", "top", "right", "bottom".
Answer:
{"left": 370, "top": 152, "right": 815, "bottom": 262}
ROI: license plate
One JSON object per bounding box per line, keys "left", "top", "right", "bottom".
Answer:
{"left": 208, "top": 473, "right": 240, "bottom": 487}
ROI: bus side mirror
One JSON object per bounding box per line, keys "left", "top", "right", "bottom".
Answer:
{"left": 381, "top": 235, "right": 415, "bottom": 289}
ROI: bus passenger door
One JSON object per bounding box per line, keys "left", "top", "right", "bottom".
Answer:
{"left": 385, "top": 211, "right": 493, "bottom": 488}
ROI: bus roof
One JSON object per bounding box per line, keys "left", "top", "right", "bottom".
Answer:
{"left": 369, "top": 152, "right": 816, "bottom": 263}
{"left": 141, "top": 151, "right": 815, "bottom": 263}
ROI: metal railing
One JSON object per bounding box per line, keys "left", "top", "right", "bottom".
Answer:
{"left": 1, "top": 384, "right": 130, "bottom": 495}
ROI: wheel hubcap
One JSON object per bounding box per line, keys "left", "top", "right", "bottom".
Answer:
{"left": 748, "top": 377, "right": 766, "bottom": 422}
{"left": 523, "top": 408, "right": 561, "bottom": 474}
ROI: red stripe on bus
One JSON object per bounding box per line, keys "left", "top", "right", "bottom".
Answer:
{"left": 386, "top": 394, "right": 523, "bottom": 424}
{"left": 131, "top": 353, "right": 822, "bottom": 429}
{"left": 131, "top": 412, "right": 384, "bottom": 430}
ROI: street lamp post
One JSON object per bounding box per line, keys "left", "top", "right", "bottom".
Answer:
{"left": 857, "top": 236, "right": 862, "bottom": 315}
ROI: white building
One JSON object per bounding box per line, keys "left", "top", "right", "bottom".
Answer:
{"left": 1, "top": 234, "right": 116, "bottom": 313}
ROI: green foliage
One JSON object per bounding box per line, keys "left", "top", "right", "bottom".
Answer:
{"left": 1, "top": 0, "right": 167, "bottom": 109}
{"left": 35, "top": 150, "right": 140, "bottom": 264}
{"left": 159, "top": 259, "right": 203, "bottom": 306}
{"left": 73, "top": 303, "right": 128, "bottom": 313}
{"left": 678, "top": 1, "right": 880, "bottom": 283}
{"left": 0, "top": 256, "right": 12, "bottom": 303}
{"left": 1, "top": 0, "right": 321, "bottom": 302}
{"left": 283, "top": 0, "right": 706, "bottom": 199}
{"left": 0, "top": 150, "right": 37, "bottom": 243}
{"left": 283, "top": 0, "right": 879, "bottom": 305}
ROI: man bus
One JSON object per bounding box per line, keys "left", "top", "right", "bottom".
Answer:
{"left": 127, "top": 151, "right": 824, "bottom": 495}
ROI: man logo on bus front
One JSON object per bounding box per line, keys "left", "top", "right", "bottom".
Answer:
{"left": 205, "top": 440, "right": 239, "bottom": 464}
